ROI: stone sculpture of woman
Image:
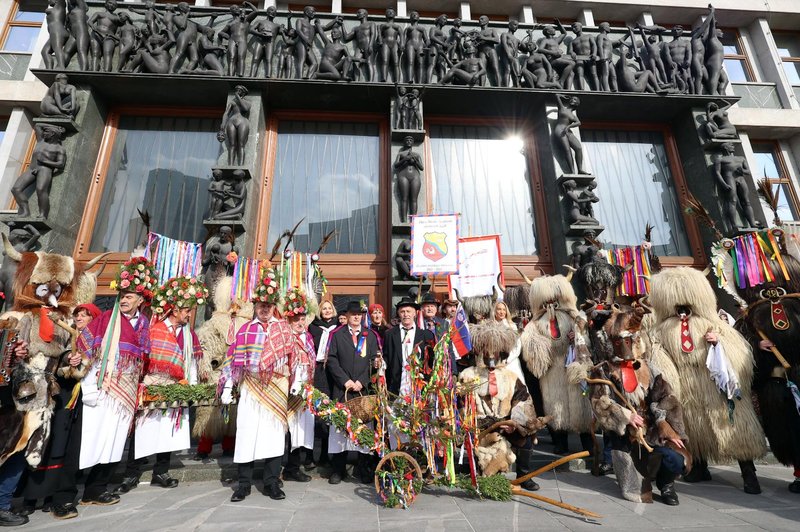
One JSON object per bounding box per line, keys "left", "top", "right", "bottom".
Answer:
{"left": 40, "top": 73, "right": 80, "bottom": 118}
{"left": 552, "top": 94, "right": 589, "bottom": 175}
{"left": 41, "top": 0, "right": 68, "bottom": 69}
{"left": 705, "top": 100, "right": 738, "bottom": 140}
{"left": 218, "top": 85, "right": 251, "bottom": 166}
{"left": 393, "top": 136, "right": 424, "bottom": 223}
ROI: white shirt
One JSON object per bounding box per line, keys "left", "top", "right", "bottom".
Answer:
{"left": 400, "top": 324, "right": 416, "bottom": 396}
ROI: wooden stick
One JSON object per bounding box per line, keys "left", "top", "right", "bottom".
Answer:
{"left": 755, "top": 329, "right": 791, "bottom": 370}
{"left": 512, "top": 451, "right": 589, "bottom": 485}
{"left": 511, "top": 488, "right": 602, "bottom": 519}
{"left": 584, "top": 377, "right": 654, "bottom": 453}
{"left": 53, "top": 317, "right": 79, "bottom": 354}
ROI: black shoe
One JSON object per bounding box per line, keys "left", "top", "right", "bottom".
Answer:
{"left": 80, "top": 492, "right": 120, "bottom": 506}
{"left": 0, "top": 510, "right": 28, "bottom": 526}
{"left": 277, "top": 478, "right": 284, "bottom": 488}
{"left": 283, "top": 469, "right": 311, "bottom": 482}
{"left": 683, "top": 462, "right": 711, "bottom": 483}
{"left": 303, "top": 460, "right": 317, "bottom": 471}
{"left": 41, "top": 500, "right": 51, "bottom": 513}
{"left": 16, "top": 501, "right": 34, "bottom": 517}
{"left": 329, "top": 472, "right": 343, "bottom": 485}
{"left": 222, "top": 449, "right": 234, "bottom": 457}
{"left": 114, "top": 476, "right": 140, "bottom": 494}
{"left": 230, "top": 486, "right": 250, "bottom": 502}
{"left": 151, "top": 473, "right": 179, "bottom": 488}
{"left": 52, "top": 504, "right": 78, "bottom": 520}
{"left": 741, "top": 461, "right": 762, "bottom": 495}
{"left": 264, "top": 482, "right": 286, "bottom": 501}
{"left": 267, "top": 483, "right": 286, "bottom": 500}
{"left": 789, "top": 479, "right": 800, "bottom": 493}
{"left": 192, "top": 453, "right": 209, "bottom": 461}
{"left": 660, "top": 483, "right": 679, "bottom": 506}
{"left": 518, "top": 478, "right": 540, "bottom": 491}
{"left": 597, "top": 462, "right": 614, "bottom": 476}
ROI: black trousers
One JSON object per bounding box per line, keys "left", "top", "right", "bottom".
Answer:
{"left": 238, "top": 457, "right": 282, "bottom": 489}
{"left": 283, "top": 433, "right": 305, "bottom": 475}
{"left": 123, "top": 435, "right": 171, "bottom": 477}
{"left": 82, "top": 463, "right": 118, "bottom": 500}
{"left": 51, "top": 402, "right": 83, "bottom": 506}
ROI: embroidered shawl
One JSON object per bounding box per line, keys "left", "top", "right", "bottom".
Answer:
{"left": 146, "top": 319, "right": 202, "bottom": 380}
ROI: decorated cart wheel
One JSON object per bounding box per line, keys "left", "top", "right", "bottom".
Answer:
{"left": 374, "top": 451, "right": 423, "bottom": 509}
{"left": 399, "top": 442, "right": 429, "bottom": 476}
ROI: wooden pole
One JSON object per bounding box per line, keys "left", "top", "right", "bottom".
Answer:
{"left": 755, "top": 328, "right": 791, "bottom": 370}
{"left": 584, "top": 377, "right": 654, "bottom": 452}
{"left": 511, "top": 450, "right": 589, "bottom": 485}
{"left": 511, "top": 488, "right": 602, "bottom": 519}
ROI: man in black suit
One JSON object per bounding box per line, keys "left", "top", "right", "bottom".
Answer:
{"left": 326, "top": 301, "right": 380, "bottom": 484}
{"left": 383, "top": 298, "right": 436, "bottom": 397}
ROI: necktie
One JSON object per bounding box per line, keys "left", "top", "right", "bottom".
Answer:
{"left": 402, "top": 327, "right": 411, "bottom": 341}
{"left": 352, "top": 330, "right": 359, "bottom": 346}
{"left": 680, "top": 317, "right": 694, "bottom": 353}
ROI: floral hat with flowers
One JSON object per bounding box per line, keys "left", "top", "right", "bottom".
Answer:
{"left": 109, "top": 256, "right": 158, "bottom": 301}
{"left": 252, "top": 266, "right": 281, "bottom": 305}
{"left": 281, "top": 287, "right": 309, "bottom": 318}
{"left": 152, "top": 276, "right": 209, "bottom": 316}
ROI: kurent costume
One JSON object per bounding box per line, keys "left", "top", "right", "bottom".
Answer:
{"left": 194, "top": 277, "right": 249, "bottom": 459}
{"left": 459, "top": 321, "right": 548, "bottom": 491}
{"left": 719, "top": 237, "right": 800, "bottom": 494}
{"left": 326, "top": 301, "right": 380, "bottom": 483}
{"left": 648, "top": 267, "right": 766, "bottom": 493}
{"left": 124, "top": 277, "right": 207, "bottom": 489}
{"left": 579, "top": 304, "right": 689, "bottom": 505}
{"left": 77, "top": 257, "right": 157, "bottom": 503}
{"left": 221, "top": 268, "right": 310, "bottom": 502}
{"left": 520, "top": 274, "right": 594, "bottom": 454}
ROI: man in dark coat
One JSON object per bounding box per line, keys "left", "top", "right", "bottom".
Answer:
{"left": 326, "top": 301, "right": 380, "bottom": 484}
{"left": 384, "top": 298, "right": 436, "bottom": 396}
{"left": 419, "top": 292, "right": 458, "bottom": 376}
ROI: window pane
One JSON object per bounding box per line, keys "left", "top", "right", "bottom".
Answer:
{"left": 724, "top": 59, "right": 750, "bottom": 82}
{"left": 720, "top": 33, "right": 741, "bottom": 55}
{"left": 2, "top": 26, "right": 39, "bottom": 52}
{"left": 782, "top": 62, "right": 800, "bottom": 85}
{"left": 776, "top": 183, "right": 798, "bottom": 222}
{"left": 90, "top": 115, "right": 222, "bottom": 252}
{"left": 774, "top": 34, "right": 800, "bottom": 58}
{"left": 582, "top": 130, "right": 691, "bottom": 257}
{"left": 14, "top": 10, "right": 45, "bottom": 23}
{"left": 269, "top": 121, "right": 380, "bottom": 254}
{"left": 751, "top": 144, "right": 782, "bottom": 179}
{"left": 429, "top": 126, "right": 537, "bottom": 255}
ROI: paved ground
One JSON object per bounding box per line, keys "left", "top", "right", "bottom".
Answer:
{"left": 17, "top": 461, "right": 800, "bottom": 531}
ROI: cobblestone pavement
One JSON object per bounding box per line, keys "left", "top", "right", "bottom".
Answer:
{"left": 17, "top": 461, "right": 800, "bottom": 531}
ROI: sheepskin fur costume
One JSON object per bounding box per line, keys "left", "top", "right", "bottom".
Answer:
{"left": 648, "top": 267, "right": 766, "bottom": 462}
{"left": 193, "top": 277, "right": 251, "bottom": 440}
{"left": 520, "top": 274, "right": 593, "bottom": 432}
{"left": 461, "top": 321, "right": 548, "bottom": 477}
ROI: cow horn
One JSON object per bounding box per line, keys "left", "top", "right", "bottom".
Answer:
{"left": 1, "top": 233, "right": 22, "bottom": 262}
{"left": 491, "top": 285, "right": 498, "bottom": 301}
{"left": 496, "top": 272, "right": 505, "bottom": 292}
{"left": 701, "top": 265, "right": 712, "bottom": 277}
{"left": 514, "top": 267, "right": 533, "bottom": 286}
{"left": 84, "top": 252, "right": 112, "bottom": 276}
{"left": 563, "top": 264, "right": 577, "bottom": 282}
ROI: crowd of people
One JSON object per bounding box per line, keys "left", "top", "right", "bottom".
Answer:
{"left": 1, "top": 244, "right": 799, "bottom": 526}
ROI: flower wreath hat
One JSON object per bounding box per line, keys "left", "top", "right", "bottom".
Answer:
{"left": 252, "top": 266, "right": 282, "bottom": 305}
{"left": 152, "top": 276, "right": 210, "bottom": 317}
{"left": 280, "top": 286, "right": 319, "bottom": 325}
{"left": 110, "top": 256, "right": 159, "bottom": 301}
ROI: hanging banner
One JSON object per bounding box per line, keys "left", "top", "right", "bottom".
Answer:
{"left": 410, "top": 213, "right": 460, "bottom": 276}
{"left": 144, "top": 232, "right": 203, "bottom": 281}
{"left": 447, "top": 235, "right": 504, "bottom": 299}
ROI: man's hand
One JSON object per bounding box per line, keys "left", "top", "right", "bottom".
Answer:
{"left": 758, "top": 339, "right": 774, "bottom": 352}
{"left": 13, "top": 341, "right": 29, "bottom": 361}
{"left": 704, "top": 331, "right": 719, "bottom": 346}
{"left": 68, "top": 351, "right": 82, "bottom": 367}
{"left": 629, "top": 411, "right": 644, "bottom": 428}
{"left": 669, "top": 437, "right": 686, "bottom": 450}
{"left": 351, "top": 380, "right": 363, "bottom": 392}
{"left": 344, "top": 379, "right": 355, "bottom": 390}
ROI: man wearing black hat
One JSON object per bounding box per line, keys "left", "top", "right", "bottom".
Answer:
{"left": 326, "top": 301, "right": 380, "bottom": 484}
{"left": 419, "top": 293, "right": 459, "bottom": 377}
{"left": 384, "top": 298, "right": 436, "bottom": 397}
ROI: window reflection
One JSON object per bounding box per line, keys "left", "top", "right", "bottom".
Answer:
{"left": 751, "top": 143, "right": 799, "bottom": 222}
{"left": 90, "top": 115, "right": 221, "bottom": 252}
{"left": 428, "top": 125, "right": 537, "bottom": 255}
{"left": 269, "top": 121, "right": 380, "bottom": 254}
{"left": 582, "top": 129, "right": 691, "bottom": 257}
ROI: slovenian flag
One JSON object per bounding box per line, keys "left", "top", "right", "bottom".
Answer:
{"left": 450, "top": 303, "right": 472, "bottom": 359}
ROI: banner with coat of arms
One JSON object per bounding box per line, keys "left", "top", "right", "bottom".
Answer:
{"left": 410, "top": 213, "right": 460, "bottom": 275}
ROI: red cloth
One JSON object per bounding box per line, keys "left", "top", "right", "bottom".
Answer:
{"left": 488, "top": 370, "right": 498, "bottom": 397}
{"left": 368, "top": 304, "right": 384, "bottom": 315}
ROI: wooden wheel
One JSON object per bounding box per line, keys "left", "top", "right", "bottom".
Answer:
{"left": 374, "top": 451, "right": 423, "bottom": 508}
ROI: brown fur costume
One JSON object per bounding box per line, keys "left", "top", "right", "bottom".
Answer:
{"left": 0, "top": 236, "right": 104, "bottom": 467}
{"left": 193, "top": 277, "right": 251, "bottom": 440}
{"left": 648, "top": 267, "right": 766, "bottom": 463}
{"left": 519, "top": 274, "right": 593, "bottom": 432}
{"left": 459, "top": 322, "right": 548, "bottom": 476}
{"left": 574, "top": 305, "right": 689, "bottom": 502}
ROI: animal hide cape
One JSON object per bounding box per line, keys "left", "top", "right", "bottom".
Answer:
{"left": 648, "top": 267, "right": 766, "bottom": 462}
{"left": 519, "top": 275, "right": 592, "bottom": 432}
